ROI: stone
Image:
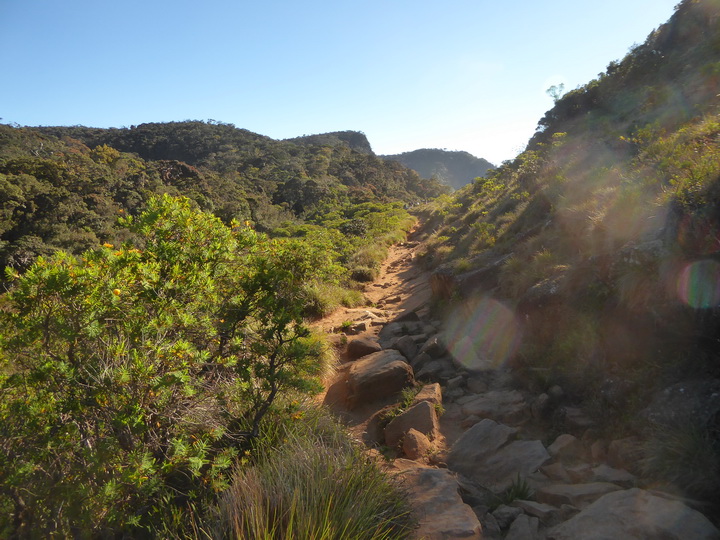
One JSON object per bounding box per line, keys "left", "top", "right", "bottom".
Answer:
{"left": 397, "top": 467, "right": 483, "bottom": 539}
{"left": 590, "top": 439, "right": 608, "bottom": 463}
{"left": 384, "top": 400, "right": 439, "bottom": 448}
{"left": 546, "top": 488, "right": 720, "bottom": 540}
{"left": 510, "top": 499, "right": 560, "bottom": 523}
{"left": 346, "top": 336, "right": 382, "bottom": 360}
{"left": 403, "top": 428, "right": 433, "bottom": 460}
{"left": 466, "top": 374, "right": 489, "bottom": 394}
{"left": 345, "top": 321, "right": 367, "bottom": 335}
{"left": 505, "top": 514, "right": 539, "bottom": 540}
{"left": 346, "top": 350, "right": 414, "bottom": 409}
{"left": 607, "top": 437, "right": 644, "bottom": 474}
{"left": 446, "top": 375, "right": 464, "bottom": 390}
{"left": 419, "top": 335, "right": 447, "bottom": 359}
{"left": 322, "top": 363, "right": 351, "bottom": 408}
{"left": 389, "top": 334, "right": 418, "bottom": 361}
{"left": 531, "top": 392, "right": 551, "bottom": 420}
{"left": 460, "top": 414, "right": 482, "bottom": 429}
{"left": 460, "top": 390, "right": 528, "bottom": 425}
{"left": 590, "top": 464, "right": 636, "bottom": 487}
{"left": 480, "top": 512, "right": 502, "bottom": 539}
{"left": 416, "top": 358, "right": 455, "bottom": 382}
{"left": 393, "top": 309, "right": 421, "bottom": 323}
{"left": 410, "top": 352, "right": 433, "bottom": 372}
{"left": 378, "top": 321, "right": 424, "bottom": 348}
{"left": 448, "top": 419, "right": 550, "bottom": 493}
{"left": 412, "top": 382, "right": 443, "bottom": 407}
{"left": 536, "top": 482, "right": 622, "bottom": 509}
{"left": 492, "top": 504, "right": 523, "bottom": 530}
{"left": 562, "top": 407, "right": 595, "bottom": 430}
{"left": 547, "top": 434, "right": 584, "bottom": 463}
{"left": 540, "top": 463, "right": 571, "bottom": 483}
{"left": 565, "top": 463, "right": 593, "bottom": 483}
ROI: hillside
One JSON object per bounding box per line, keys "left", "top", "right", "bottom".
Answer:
{"left": 383, "top": 148, "right": 494, "bottom": 190}
{"left": 285, "top": 130, "right": 374, "bottom": 154}
{"left": 0, "top": 121, "right": 448, "bottom": 271}
{"left": 418, "top": 0, "right": 720, "bottom": 515}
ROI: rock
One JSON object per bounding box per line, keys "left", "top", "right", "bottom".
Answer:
{"left": 607, "top": 437, "right": 644, "bottom": 474}
{"left": 378, "top": 321, "right": 425, "bottom": 348}
{"left": 346, "top": 350, "right": 414, "bottom": 409}
{"left": 466, "top": 374, "right": 489, "bottom": 394}
{"left": 531, "top": 393, "right": 551, "bottom": 420}
{"left": 565, "top": 464, "right": 593, "bottom": 483}
{"left": 419, "top": 335, "right": 448, "bottom": 359}
{"left": 505, "top": 514, "right": 539, "bottom": 540}
{"left": 492, "top": 504, "right": 523, "bottom": 530}
{"left": 548, "top": 385, "right": 564, "bottom": 401}
{"left": 562, "top": 407, "right": 595, "bottom": 430}
{"left": 384, "top": 400, "right": 439, "bottom": 448}
{"left": 540, "top": 463, "right": 571, "bottom": 483}
{"left": 416, "top": 358, "right": 455, "bottom": 382}
{"left": 461, "top": 414, "right": 482, "bottom": 429}
{"left": 590, "top": 464, "right": 636, "bottom": 487}
{"left": 322, "top": 364, "right": 351, "bottom": 408}
{"left": 397, "top": 467, "right": 483, "bottom": 539}
{"left": 446, "top": 375, "right": 464, "bottom": 390}
{"left": 546, "top": 488, "right": 720, "bottom": 539}
{"left": 389, "top": 335, "right": 418, "bottom": 361}
{"left": 393, "top": 309, "right": 421, "bottom": 323}
{"left": 536, "top": 482, "right": 622, "bottom": 509}
{"left": 447, "top": 419, "right": 550, "bottom": 492}
{"left": 547, "top": 434, "right": 584, "bottom": 463}
{"left": 345, "top": 321, "right": 367, "bottom": 335}
{"left": 460, "top": 390, "right": 528, "bottom": 425}
{"left": 510, "top": 499, "right": 560, "bottom": 523}
{"left": 346, "top": 336, "right": 382, "bottom": 360}
{"left": 412, "top": 383, "right": 443, "bottom": 407}
{"left": 403, "top": 428, "right": 433, "bottom": 460}
{"left": 480, "top": 512, "right": 503, "bottom": 539}
{"left": 590, "top": 439, "right": 608, "bottom": 463}
{"left": 410, "top": 352, "right": 433, "bottom": 372}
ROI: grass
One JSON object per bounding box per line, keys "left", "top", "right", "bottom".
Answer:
{"left": 215, "top": 406, "right": 415, "bottom": 540}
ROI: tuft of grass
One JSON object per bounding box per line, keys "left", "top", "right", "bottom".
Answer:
{"left": 489, "top": 475, "right": 534, "bottom": 510}
{"left": 301, "top": 282, "right": 365, "bottom": 318}
{"left": 216, "top": 406, "right": 415, "bottom": 539}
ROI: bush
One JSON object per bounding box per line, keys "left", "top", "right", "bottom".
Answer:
{"left": 216, "top": 406, "right": 415, "bottom": 539}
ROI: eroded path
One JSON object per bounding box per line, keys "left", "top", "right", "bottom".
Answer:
{"left": 312, "top": 224, "right": 720, "bottom": 540}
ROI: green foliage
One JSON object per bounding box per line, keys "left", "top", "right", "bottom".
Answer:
{"left": 490, "top": 475, "right": 534, "bottom": 510}
{"left": 216, "top": 406, "right": 415, "bottom": 539}
{"left": 0, "top": 195, "right": 331, "bottom": 536}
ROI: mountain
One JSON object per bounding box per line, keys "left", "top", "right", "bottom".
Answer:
{"left": 419, "top": 0, "right": 720, "bottom": 513}
{"left": 285, "top": 130, "right": 374, "bottom": 154}
{"left": 382, "top": 149, "right": 494, "bottom": 190}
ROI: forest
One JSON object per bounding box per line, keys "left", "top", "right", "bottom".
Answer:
{"left": 2, "top": 0, "right": 720, "bottom": 537}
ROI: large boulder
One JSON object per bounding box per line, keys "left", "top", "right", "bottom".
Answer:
{"left": 389, "top": 335, "right": 418, "bottom": 361}
{"left": 346, "top": 350, "right": 414, "bottom": 409}
{"left": 396, "top": 465, "right": 483, "bottom": 539}
{"left": 447, "top": 419, "right": 551, "bottom": 492}
{"left": 535, "top": 482, "right": 622, "bottom": 509}
{"left": 384, "top": 400, "right": 439, "bottom": 448}
{"left": 346, "top": 336, "right": 382, "bottom": 360}
{"left": 458, "top": 390, "right": 528, "bottom": 425}
{"left": 546, "top": 488, "right": 720, "bottom": 540}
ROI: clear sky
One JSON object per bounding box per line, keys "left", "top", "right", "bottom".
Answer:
{"left": 1, "top": 0, "right": 679, "bottom": 165}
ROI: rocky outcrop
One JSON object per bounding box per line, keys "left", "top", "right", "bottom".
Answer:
{"left": 546, "top": 488, "right": 720, "bottom": 539}
{"left": 384, "top": 400, "right": 439, "bottom": 449}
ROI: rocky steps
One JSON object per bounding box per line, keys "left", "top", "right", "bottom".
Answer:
{"left": 315, "top": 234, "right": 720, "bottom": 540}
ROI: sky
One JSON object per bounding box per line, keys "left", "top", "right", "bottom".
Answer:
{"left": 1, "top": 0, "right": 679, "bottom": 165}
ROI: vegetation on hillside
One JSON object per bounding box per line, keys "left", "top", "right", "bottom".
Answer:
{"left": 420, "top": 0, "right": 720, "bottom": 508}
{"left": 383, "top": 148, "right": 494, "bottom": 190}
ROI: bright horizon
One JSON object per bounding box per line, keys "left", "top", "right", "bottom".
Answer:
{"left": 1, "top": 0, "right": 678, "bottom": 165}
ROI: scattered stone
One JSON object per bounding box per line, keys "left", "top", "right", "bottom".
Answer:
{"left": 531, "top": 393, "right": 551, "bottom": 420}
{"left": 384, "top": 400, "right": 439, "bottom": 448}
{"left": 546, "top": 488, "right": 720, "bottom": 540}
{"left": 548, "top": 385, "right": 564, "bottom": 402}
{"left": 346, "top": 336, "right": 382, "bottom": 360}
{"left": 397, "top": 467, "right": 483, "bottom": 540}
{"left": 607, "top": 437, "right": 644, "bottom": 474}
{"left": 389, "top": 335, "right": 418, "bottom": 361}
{"left": 393, "top": 309, "right": 421, "bottom": 323}
{"left": 536, "top": 482, "right": 622, "bottom": 509}
{"left": 346, "top": 350, "right": 414, "bottom": 409}
{"left": 492, "top": 504, "right": 523, "bottom": 530}
{"left": 448, "top": 418, "right": 517, "bottom": 468}
{"left": 403, "top": 428, "right": 433, "bottom": 460}
{"left": 547, "top": 434, "right": 584, "bottom": 463}
{"left": 345, "top": 321, "right": 367, "bottom": 335}
{"left": 378, "top": 321, "right": 425, "bottom": 348}
{"left": 416, "top": 358, "right": 455, "bottom": 382}
{"left": 590, "top": 464, "right": 636, "bottom": 487}
{"left": 540, "top": 463, "right": 571, "bottom": 483}
{"left": 446, "top": 375, "right": 464, "bottom": 390}
{"left": 410, "top": 333, "right": 428, "bottom": 344}
{"left": 410, "top": 352, "right": 433, "bottom": 372}
{"left": 412, "top": 382, "right": 443, "bottom": 407}
{"left": 461, "top": 414, "right": 482, "bottom": 429}
{"left": 590, "top": 439, "right": 608, "bottom": 463}
{"left": 562, "top": 407, "right": 595, "bottom": 430}
{"left": 565, "top": 464, "right": 593, "bottom": 483}
{"left": 510, "top": 499, "right": 560, "bottom": 523}
{"left": 466, "top": 375, "right": 489, "bottom": 394}
{"left": 505, "top": 514, "right": 539, "bottom": 540}
{"left": 419, "top": 335, "right": 447, "bottom": 359}
{"left": 480, "top": 512, "right": 503, "bottom": 539}
{"left": 460, "top": 390, "right": 528, "bottom": 425}
{"left": 444, "top": 387, "right": 465, "bottom": 401}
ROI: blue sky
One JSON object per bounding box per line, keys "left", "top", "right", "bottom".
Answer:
{"left": 1, "top": 0, "right": 678, "bottom": 164}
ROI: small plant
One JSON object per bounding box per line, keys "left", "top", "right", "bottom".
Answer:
{"left": 490, "top": 475, "right": 534, "bottom": 510}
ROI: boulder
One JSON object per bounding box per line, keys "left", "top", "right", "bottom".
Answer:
{"left": 412, "top": 382, "right": 442, "bottom": 407}
{"left": 403, "top": 428, "right": 433, "bottom": 460}
{"left": 492, "top": 504, "right": 523, "bottom": 530}
{"left": 590, "top": 464, "right": 636, "bottom": 487}
{"left": 346, "top": 350, "right": 414, "bottom": 409}
{"left": 546, "top": 488, "right": 720, "bottom": 540}
{"left": 535, "top": 482, "right": 622, "bottom": 509}
{"left": 397, "top": 466, "right": 483, "bottom": 539}
{"left": 607, "top": 437, "right": 644, "bottom": 474}
{"left": 378, "top": 321, "right": 425, "bottom": 348}
{"left": 505, "top": 514, "right": 539, "bottom": 540}
{"left": 419, "top": 335, "right": 448, "bottom": 359}
{"left": 459, "top": 390, "right": 528, "bottom": 425}
{"left": 447, "top": 419, "right": 550, "bottom": 492}
{"left": 384, "top": 400, "right": 439, "bottom": 448}
{"left": 547, "top": 434, "right": 584, "bottom": 463}
{"left": 510, "top": 500, "right": 560, "bottom": 523}
{"left": 410, "top": 352, "right": 433, "bottom": 372}
{"left": 389, "top": 334, "right": 418, "bottom": 361}
{"left": 346, "top": 336, "right": 382, "bottom": 360}
{"left": 562, "top": 407, "right": 595, "bottom": 431}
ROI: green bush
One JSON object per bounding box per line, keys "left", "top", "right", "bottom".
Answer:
{"left": 216, "top": 406, "right": 415, "bottom": 539}
{"left": 0, "top": 195, "right": 330, "bottom": 537}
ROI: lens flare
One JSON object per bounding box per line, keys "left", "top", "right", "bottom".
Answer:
{"left": 676, "top": 260, "right": 720, "bottom": 308}
{"left": 442, "top": 296, "right": 522, "bottom": 370}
